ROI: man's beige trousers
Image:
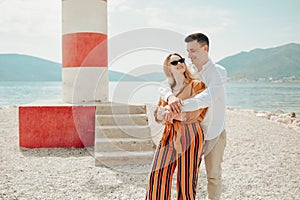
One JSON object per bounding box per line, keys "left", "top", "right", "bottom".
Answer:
{"left": 203, "top": 130, "right": 227, "bottom": 200}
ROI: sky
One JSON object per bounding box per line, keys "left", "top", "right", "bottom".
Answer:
{"left": 0, "top": 0, "right": 300, "bottom": 73}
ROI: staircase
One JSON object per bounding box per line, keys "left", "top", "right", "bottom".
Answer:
{"left": 95, "top": 103, "right": 155, "bottom": 166}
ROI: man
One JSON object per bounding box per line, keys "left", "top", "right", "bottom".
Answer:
{"left": 160, "top": 33, "right": 227, "bottom": 200}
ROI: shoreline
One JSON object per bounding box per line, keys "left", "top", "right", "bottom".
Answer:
{"left": 226, "top": 107, "right": 300, "bottom": 133}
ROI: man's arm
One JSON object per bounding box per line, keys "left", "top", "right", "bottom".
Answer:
{"left": 182, "top": 87, "right": 211, "bottom": 112}
{"left": 182, "top": 82, "right": 226, "bottom": 112}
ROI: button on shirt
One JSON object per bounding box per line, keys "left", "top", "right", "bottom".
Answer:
{"left": 160, "top": 59, "right": 227, "bottom": 140}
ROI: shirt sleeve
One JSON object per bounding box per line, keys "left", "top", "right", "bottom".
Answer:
{"left": 159, "top": 80, "right": 173, "bottom": 102}
{"left": 182, "top": 87, "right": 211, "bottom": 111}
{"left": 154, "top": 97, "right": 168, "bottom": 123}
{"left": 182, "top": 65, "right": 227, "bottom": 112}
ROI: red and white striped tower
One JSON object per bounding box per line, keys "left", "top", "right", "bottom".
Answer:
{"left": 18, "top": 0, "right": 107, "bottom": 148}
{"left": 62, "top": 0, "right": 108, "bottom": 103}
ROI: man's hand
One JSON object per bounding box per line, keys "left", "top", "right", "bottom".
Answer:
{"left": 167, "top": 95, "right": 183, "bottom": 114}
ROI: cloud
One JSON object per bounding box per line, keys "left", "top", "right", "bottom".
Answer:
{"left": 0, "top": 0, "right": 61, "bottom": 61}
{"left": 108, "top": 1, "right": 234, "bottom": 36}
{"left": 108, "top": 0, "right": 136, "bottom": 13}
{"left": 0, "top": 0, "right": 61, "bottom": 37}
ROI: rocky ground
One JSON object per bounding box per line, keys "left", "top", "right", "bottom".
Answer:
{"left": 0, "top": 106, "right": 299, "bottom": 199}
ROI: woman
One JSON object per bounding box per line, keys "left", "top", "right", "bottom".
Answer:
{"left": 145, "top": 53, "right": 207, "bottom": 200}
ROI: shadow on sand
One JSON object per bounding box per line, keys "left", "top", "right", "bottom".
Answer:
{"left": 20, "top": 146, "right": 95, "bottom": 158}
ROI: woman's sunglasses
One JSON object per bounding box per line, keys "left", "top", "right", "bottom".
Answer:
{"left": 170, "top": 58, "right": 185, "bottom": 66}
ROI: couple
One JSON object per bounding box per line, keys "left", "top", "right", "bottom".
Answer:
{"left": 146, "top": 33, "right": 227, "bottom": 200}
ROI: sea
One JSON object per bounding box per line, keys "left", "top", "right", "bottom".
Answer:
{"left": 0, "top": 81, "right": 299, "bottom": 116}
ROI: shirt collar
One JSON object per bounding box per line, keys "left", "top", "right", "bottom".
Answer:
{"left": 196, "top": 58, "right": 213, "bottom": 73}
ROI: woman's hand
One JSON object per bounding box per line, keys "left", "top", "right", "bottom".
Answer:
{"left": 167, "top": 95, "right": 183, "bottom": 114}
{"left": 154, "top": 106, "right": 171, "bottom": 123}
{"left": 155, "top": 105, "right": 186, "bottom": 123}
{"left": 164, "top": 110, "right": 186, "bottom": 122}
{"left": 156, "top": 106, "right": 167, "bottom": 121}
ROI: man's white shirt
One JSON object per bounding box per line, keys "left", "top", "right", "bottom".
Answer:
{"left": 159, "top": 59, "right": 227, "bottom": 140}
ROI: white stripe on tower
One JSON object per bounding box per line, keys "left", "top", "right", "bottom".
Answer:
{"left": 62, "top": 0, "right": 108, "bottom": 103}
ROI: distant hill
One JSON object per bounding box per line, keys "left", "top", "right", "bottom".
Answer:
{"left": 108, "top": 70, "right": 143, "bottom": 81}
{"left": 109, "top": 71, "right": 166, "bottom": 82}
{"left": 0, "top": 54, "right": 147, "bottom": 82}
{"left": 137, "top": 72, "right": 166, "bottom": 82}
{"left": 218, "top": 43, "right": 300, "bottom": 81}
{"left": 0, "top": 54, "right": 61, "bottom": 81}
{"left": 1, "top": 43, "right": 300, "bottom": 82}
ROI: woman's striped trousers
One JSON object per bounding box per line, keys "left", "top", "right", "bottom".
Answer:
{"left": 146, "top": 122, "right": 204, "bottom": 200}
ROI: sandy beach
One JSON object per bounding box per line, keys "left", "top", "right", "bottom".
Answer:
{"left": 0, "top": 106, "right": 299, "bottom": 199}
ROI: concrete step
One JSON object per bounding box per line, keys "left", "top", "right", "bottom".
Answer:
{"left": 94, "top": 103, "right": 153, "bottom": 166}
{"left": 95, "top": 125, "right": 151, "bottom": 139}
{"left": 95, "top": 151, "right": 154, "bottom": 166}
{"left": 95, "top": 138, "right": 154, "bottom": 152}
{"left": 96, "top": 114, "right": 148, "bottom": 126}
{"left": 96, "top": 103, "right": 146, "bottom": 115}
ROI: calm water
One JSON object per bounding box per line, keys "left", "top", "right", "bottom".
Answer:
{"left": 0, "top": 81, "right": 62, "bottom": 106}
{"left": 0, "top": 81, "right": 299, "bottom": 115}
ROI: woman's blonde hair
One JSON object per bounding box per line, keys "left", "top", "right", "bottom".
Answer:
{"left": 163, "top": 53, "right": 195, "bottom": 89}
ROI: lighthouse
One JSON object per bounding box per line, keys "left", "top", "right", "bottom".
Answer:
{"left": 18, "top": 0, "right": 108, "bottom": 148}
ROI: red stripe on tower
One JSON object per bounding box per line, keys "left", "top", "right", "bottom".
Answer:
{"left": 62, "top": 32, "right": 107, "bottom": 67}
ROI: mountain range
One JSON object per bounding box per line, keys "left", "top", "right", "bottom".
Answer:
{"left": 0, "top": 43, "right": 299, "bottom": 82}
{"left": 0, "top": 54, "right": 61, "bottom": 81}
{"left": 0, "top": 54, "right": 165, "bottom": 82}
{"left": 217, "top": 43, "right": 300, "bottom": 81}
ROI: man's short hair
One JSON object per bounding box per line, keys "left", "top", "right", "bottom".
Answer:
{"left": 185, "top": 33, "right": 209, "bottom": 47}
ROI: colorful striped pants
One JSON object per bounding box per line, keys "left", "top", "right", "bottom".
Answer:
{"left": 146, "top": 122, "right": 204, "bottom": 200}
